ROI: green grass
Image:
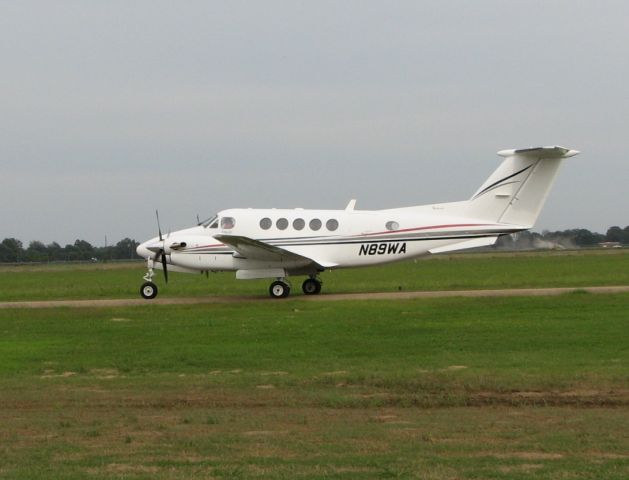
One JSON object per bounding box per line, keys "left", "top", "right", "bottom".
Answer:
{"left": 1, "top": 249, "right": 629, "bottom": 301}
{"left": 1, "top": 294, "right": 628, "bottom": 391}
{"left": 1, "top": 293, "right": 628, "bottom": 478}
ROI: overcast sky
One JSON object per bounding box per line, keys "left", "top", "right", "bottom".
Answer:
{"left": 1, "top": 1, "right": 627, "bottom": 245}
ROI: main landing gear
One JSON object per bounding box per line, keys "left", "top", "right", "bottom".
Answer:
{"left": 268, "top": 276, "right": 322, "bottom": 299}
{"left": 269, "top": 280, "right": 291, "bottom": 299}
{"left": 302, "top": 277, "right": 322, "bottom": 295}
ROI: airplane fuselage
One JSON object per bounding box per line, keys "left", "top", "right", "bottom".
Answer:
{"left": 138, "top": 206, "right": 522, "bottom": 275}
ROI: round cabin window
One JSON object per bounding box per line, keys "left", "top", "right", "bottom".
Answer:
{"left": 309, "top": 218, "right": 322, "bottom": 231}
{"left": 326, "top": 219, "right": 339, "bottom": 231}
{"left": 293, "top": 218, "right": 305, "bottom": 230}
{"left": 259, "top": 217, "right": 272, "bottom": 230}
{"left": 276, "top": 218, "right": 289, "bottom": 230}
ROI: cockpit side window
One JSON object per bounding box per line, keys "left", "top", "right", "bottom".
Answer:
{"left": 201, "top": 215, "right": 219, "bottom": 228}
{"left": 220, "top": 217, "right": 236, "bottom": 229}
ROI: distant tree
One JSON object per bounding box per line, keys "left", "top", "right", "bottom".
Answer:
{"left": 63, "top": 243, "right": 79, "bottom": 261}
{"left": 565, "top": 229, "right": 604, "bottom": 246}
{"left": 605, "top": 226, "right": 623, "bottom": 243}
{"left": 47, "top": 242, "right": 64, "bottom": 261}
{"left": 114, "top": 238, "right": 140, "bottom": 259}
{"left": 26, "top": 241, "right": 49, "bottom": 262}
{"left": 73, "top": 239, "right": 94, "bottom": 260}
{"left": 0, "top": 238, "right": 24, "bottom": 262}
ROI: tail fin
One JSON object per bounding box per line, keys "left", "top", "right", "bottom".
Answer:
{"left": 466, "top": 146, "right": 579, "bottom": 227}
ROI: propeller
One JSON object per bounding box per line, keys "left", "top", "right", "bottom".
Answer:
{"left": 154, "top": 210, "right": 168, "bottom": 283}
{"left": 156, "top": 209, "right": 163, "bottom": 241}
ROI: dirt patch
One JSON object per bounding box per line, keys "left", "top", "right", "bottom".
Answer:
{"left": 494, "top": 452, "right": 564, "bottom": 460}
{"left": 89, "top": 368, "right": 120, "bottom": 379}
{"left": 371, "top": 414, "right": 398, "bottom": 422}
{"left": 322, "top": 370, "right": 349, "bottom": 376}
{"left": 498, "top": 463, "right": 544, "bottom": 473}
{"left": 469, "top": 389, "right": 629, "bottom": 407}
{"left": 445, "top": 365, "right": 468, "bottom": 371}
{"left": 40, "top": 371, "right": 77, "bottom": 379}
{"left": 242, "top": 430, "right": 288, "bottom": 436}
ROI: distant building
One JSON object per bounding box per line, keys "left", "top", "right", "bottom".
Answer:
{"left": 599, "top": 241, "right": 622, "bottom": 248}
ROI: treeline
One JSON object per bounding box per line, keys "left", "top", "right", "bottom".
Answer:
{"left": 1, "top": 225, "right": 627, "bottom": 263}
{"left": 0, "top": 238, "right": 139, "bottom": 263}
{"left": 496, "top": 225, "right": 629, "bottom": 250}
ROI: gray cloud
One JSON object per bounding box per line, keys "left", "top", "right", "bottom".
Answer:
{"left": 1, "top": 1, "right": 627, "bottom": 244}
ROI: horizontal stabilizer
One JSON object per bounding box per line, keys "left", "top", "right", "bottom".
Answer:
{"left": 428, "top": 236, "right": 498, "bottom": 254}
{"left": 497, "top": 146, "right": 579, "bottom": 159}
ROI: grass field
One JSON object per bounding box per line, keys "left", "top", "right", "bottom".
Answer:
{"left": 1, "top": 251, "right": 628, "bottom": 478}
{"left": 1, "top": 249, "right": 628, "bottom": 302}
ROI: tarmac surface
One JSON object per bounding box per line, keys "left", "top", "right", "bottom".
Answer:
{"left": 1, "top": 285, "right": 628, "bottom": 309}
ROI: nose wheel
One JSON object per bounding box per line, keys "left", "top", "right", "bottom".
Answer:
{"left": 140, "top": 281, "right": 158, "bottom": 299}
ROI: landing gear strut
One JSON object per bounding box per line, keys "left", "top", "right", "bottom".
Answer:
{"left": 269, "top": 280, "right": 291, "bottom": 299}
{"left": 140, "top": 262, "right": 158, "bottom": 300}
{"left": 302, "top": 277, "right": 322, "bottom": 295}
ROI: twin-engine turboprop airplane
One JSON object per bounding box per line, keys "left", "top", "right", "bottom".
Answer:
{"left": 136, "top": 146, "right": 578, "bottom": 299}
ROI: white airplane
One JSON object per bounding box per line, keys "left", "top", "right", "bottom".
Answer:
{"left": 136, "top": 146, "right": 578, "bottom": 299}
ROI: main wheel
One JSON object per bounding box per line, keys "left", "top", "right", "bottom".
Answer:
{"left": 140, "top": 281, "right": 158, "bottom": 299}
{"left": 302, "top": 278, "right": 322, "bottom": 295}
{"left": 269, "top": 281, "right": 290, "bottom": 299}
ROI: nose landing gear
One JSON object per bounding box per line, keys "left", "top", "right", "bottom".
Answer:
{"left": 140, "top": 281, "right": 158, "bottom": 299}
{"left": 140, "top": 263, "right": 158, "bottom": 300}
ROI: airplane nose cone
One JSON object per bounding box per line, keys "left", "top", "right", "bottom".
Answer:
{"left": 136, "top": 242, "right": 151, "bottom": 259}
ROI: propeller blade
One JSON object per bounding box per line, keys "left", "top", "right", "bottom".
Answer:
{"left": 161, "top": 251, "right": 168, "bottom": 283}
{"left": 156, "top": 210, "right": 163, "bottom": 241}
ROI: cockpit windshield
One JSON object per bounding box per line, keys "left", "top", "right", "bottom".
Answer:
{"left": 201, "top": 215, "right": 219, "bottom": 228}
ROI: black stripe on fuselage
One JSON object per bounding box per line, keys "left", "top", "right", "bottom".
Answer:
{"left": 178, "top": 232, "right": 518, "bottom": 254}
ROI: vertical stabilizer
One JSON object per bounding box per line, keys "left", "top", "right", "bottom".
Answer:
{"left": 466, "top": 146, "right": 579, "bottom": 227}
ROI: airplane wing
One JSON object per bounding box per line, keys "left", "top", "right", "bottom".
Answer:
{"left": 213, "top": 234, "right": 336, "bottom": 268}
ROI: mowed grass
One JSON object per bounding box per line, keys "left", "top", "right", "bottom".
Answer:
{"left": 1, "top": 293, "right": 628, "bottom": 478}
{"left": 1, "top": 249, "right": 628, "bottom": 301}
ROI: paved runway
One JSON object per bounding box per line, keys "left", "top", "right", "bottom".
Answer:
{"left": 1, "top": 285, "right": 628, "bottom": 309}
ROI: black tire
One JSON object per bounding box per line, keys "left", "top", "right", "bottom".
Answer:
{"left": 269, "top": 281, "right": 290, "bottom": 299}
{"left": 140, "top": 281, "right": 158, "bottom": 299}
{"left": 302, "top": 278, "right": 322, "bottom": 295}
